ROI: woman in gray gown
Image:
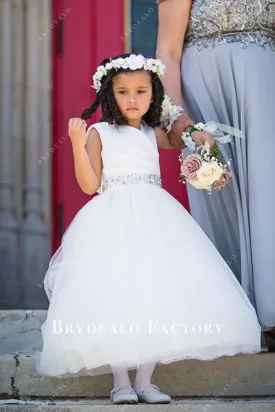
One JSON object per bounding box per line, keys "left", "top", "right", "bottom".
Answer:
{"left": 156, "top": 0, "right": 275, "bottom": 349}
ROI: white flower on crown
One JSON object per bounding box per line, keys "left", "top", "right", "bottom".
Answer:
{"left": 128, "top": 54, "right": 145, "bottom": 70}
{"left": 145, "top": 58, "right": 166, "bottom": 77}
{"left": 94, "top": 80, "right": 101, "bottom": 90}
{"left": 115, "top": 58, "right": 125, "bottom": 67}
{"left": 121, "top": 59, "right": 129, "bottom": 69}
{"left": 105, "top": 62, "right": 113, "bottom": 70}
{"left": 91, "top": 54, "right": 166, "bottom": 92}
{"left": 144, "top": 58, "right": 156, "bottom": 72}
{"left": 93, "top": 72, "right": 101, "bottom": 81}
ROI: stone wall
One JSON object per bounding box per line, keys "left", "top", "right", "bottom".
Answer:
{"left": 0, "top": 0, "right": 52, "bottom": 309}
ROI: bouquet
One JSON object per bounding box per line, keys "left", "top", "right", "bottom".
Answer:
{"left": 158, "top": 94, "right": 245, "bottom": 193}
{"left": 179, "top": 121, "right": 245, "bottom": 193}
{"left": 180, "top": 141, "right": 231, "bottom": 193}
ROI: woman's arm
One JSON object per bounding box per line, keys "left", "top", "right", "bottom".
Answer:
{"left": 156, "top": 0, "right": 192, "bottom": 108}
{"left": 154, "top": 125, "right": 214, "bottom": 152}
{"left": 68, "top": 118, "right": 102, "bottom": 195}
{"left": 156, "top": 0, "right": 194, "bottom": 147}
{"left": 156, "top": 0, "right": 215, "bottom": 149}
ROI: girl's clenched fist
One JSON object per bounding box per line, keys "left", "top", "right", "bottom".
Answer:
{"left": 68, "top": 118, "right": 87, "bottom": 146}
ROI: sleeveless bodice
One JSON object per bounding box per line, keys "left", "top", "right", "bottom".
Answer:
{"left": 185, "top": 0, "right": 275, "bottom": 50}
{"left": 86, "top": 121, "right": 161, "bottom": 192}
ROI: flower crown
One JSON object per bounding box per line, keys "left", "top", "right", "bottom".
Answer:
{"left": 92, "top": 54, "right": 166, "bottom": 92}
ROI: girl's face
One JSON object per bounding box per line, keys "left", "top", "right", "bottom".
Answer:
{"left": 112, "top": 71, "right": 153, "bottom": 123}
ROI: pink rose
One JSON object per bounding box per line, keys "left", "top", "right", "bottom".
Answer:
{"left": 180, "top": 154, "right": 202, "bottom": 179}
{"left": 212, "top": 172, "right": 231, "bottom": 191}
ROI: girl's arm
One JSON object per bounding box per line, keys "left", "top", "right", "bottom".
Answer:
{"left": 154, "top": 127, "right": 184, "bottom": 150}
{"left": 69, "top": 118, "right": 102, "bottom": 195}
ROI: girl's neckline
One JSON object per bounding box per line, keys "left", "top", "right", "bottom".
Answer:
{"left": 107, "top": 121, "right": 148, "bottom": 132}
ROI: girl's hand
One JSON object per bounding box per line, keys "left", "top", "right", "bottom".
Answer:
{"left": 190, "top": 130, "right": 215, "bottom": 149}
{"left": 68, "top": 118, "right": 87, "bottom": 147}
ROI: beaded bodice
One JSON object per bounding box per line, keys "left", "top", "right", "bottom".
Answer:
{"left": 185, "top": 0, "right": 275, "bottom": 50}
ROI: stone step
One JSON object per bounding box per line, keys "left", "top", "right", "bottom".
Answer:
{"left": 1, "top": 398, "right": 275, "bottom": 412}
{"left": 1, "top": 310, "right": 274, "bottom": 399}
{"left": 1, "top": 352, "right": 275, "bottom": 398}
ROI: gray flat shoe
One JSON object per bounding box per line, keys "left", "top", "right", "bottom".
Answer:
{"left": 110, "top": 385, "right": 138, "bottom": 404}
{"left": 133, "top": 383, "right": 171, "bottom": 404}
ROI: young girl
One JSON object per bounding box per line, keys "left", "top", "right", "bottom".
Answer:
{"left": 36, "top": 53, "right": 261, "bottom": 405}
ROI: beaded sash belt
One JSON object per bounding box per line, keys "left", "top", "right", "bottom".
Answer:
{"left": 101, "top": 173, "right": 162, "bottom": 192}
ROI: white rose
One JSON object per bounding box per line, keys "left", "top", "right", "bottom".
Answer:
{"left": 195, "top": 122, "right": 205, "bottom": 130}
{"left": 106, "top": 63, "right": 113, "bottom": 70}
{"left": 196, "top": 162, "right": 223, "bottom": 186}
{"left": 145, "top": 59, "right": 156, "bottom": 71}
{"left": 112, "top": 59, "right": 121, "bottom": 68}
{"left": 161, "top": 104, "right": 171, "bottom": 118}
{"left": 188, "top": 177, "right": 211, "bottom": 190}
{"left": 122, "top": 59, "right": 129, "bottom": 69}
{"left": 128, "top": 54, "right": 145, "bottom": 70}
{"left": 161, "top": 96, "right": 172, "bottom": 111}
{"left": 136, "top": 54, "right": 146, "bottom": 64}
{"left": 115, "top": 58, "right": 125, "bottom": 67}
{"left": 154, "top": 59, "right": 166, "bottom": 75}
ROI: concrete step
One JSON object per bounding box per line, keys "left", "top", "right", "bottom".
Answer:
{"left": 1, "top": 398, "right": 275, "bottom": 412}
{"left": 1, "top": 310, "right": 274, "bottom": 400}
{"left": 1, "top": 352, "right": 275, "bottom": 398}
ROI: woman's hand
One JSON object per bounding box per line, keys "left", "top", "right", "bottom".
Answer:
{"left": 191, "top": 130, "right": 215, "bottom": 149}
{"left": 167, "top": 113, "right": 194, "bottom": 148}
{"left": 167, "top": 115, "right": 215, "bottom": 149}
{"left": 68, "top": 118, "right": 87, "bottom": 147}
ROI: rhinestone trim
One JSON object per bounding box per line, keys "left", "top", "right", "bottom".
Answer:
{"left": 184, "top": 30, "right": 275, "bottom": 51}
{"left": 102, "top": 173, "right": 162, "bottom": 192}
{"left": 184, "top": 0, "right": 275, "bottom": 51}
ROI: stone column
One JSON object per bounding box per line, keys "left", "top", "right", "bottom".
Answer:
{"left": 20, "top": 0, "right": 48, "bottom": 309}
{"left": 36, "top": 0, "right": 52, "bottom": 304}
{"left": 0, "top": 0, "right": 20, "bottom": 308}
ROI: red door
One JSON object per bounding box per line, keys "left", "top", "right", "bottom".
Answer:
{"left": 52, "top": 0, "right": 124, "bottom": 253}
{"left": 52, "top": 0, "right": 189, "bottom": 253}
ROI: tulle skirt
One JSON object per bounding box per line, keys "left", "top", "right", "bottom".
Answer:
{"left": 35, "top": 184, "right": 261, "bottom": 377}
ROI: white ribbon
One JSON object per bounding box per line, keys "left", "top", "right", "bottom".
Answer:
{"left": 183, "top": 121, "right": 245, "bottom": 151}
{"left": 165, "top": 110, "right": 183, "bottom": 133}
{"left": 183, "top": 135, "right": 197, "bottom": 151}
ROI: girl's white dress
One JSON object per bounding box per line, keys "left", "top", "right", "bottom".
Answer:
{"left": 35, "top": 121, "right": 261, "bottom": 378}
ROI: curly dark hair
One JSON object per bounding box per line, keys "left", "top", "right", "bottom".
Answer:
{"left": 81, "top": 53, "right": 164, "bottom": 128}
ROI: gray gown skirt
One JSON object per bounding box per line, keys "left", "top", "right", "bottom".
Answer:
{"left": 181, "top": 42, "right": 275, "bottom": 327}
